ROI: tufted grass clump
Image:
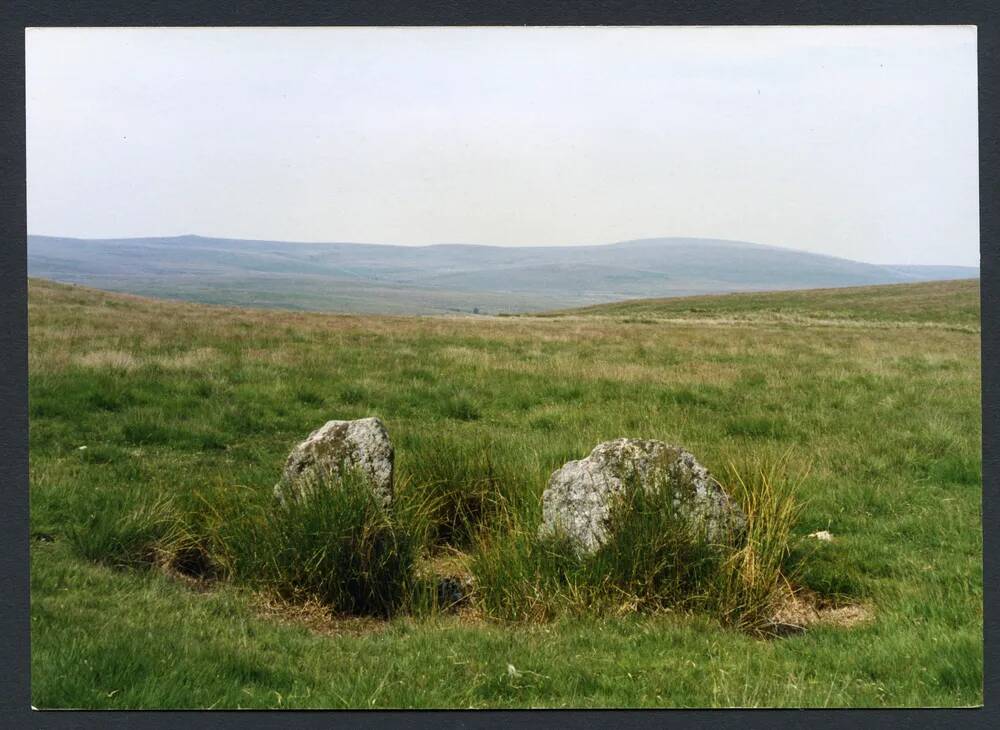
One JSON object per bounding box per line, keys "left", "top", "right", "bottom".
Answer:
{"left": 584, "top": 472, "right": 734, "bottom": 610}
{"left": 61, "top": 469, "right": 421, "bottom": 617}
{"left": 472, "top": 456, "right": 804, "bottom": 633}
{"left": 471, "top": 478, "right": 729, "bottom": 622}
{"left": 65, "top": 492, "right": 187, "bottom": 570}
{"left": 220, "top": 470, "right": 418, "bottom": 617}
{"left": 398, "top": 433, "right": 529, "bottom": 547}
{"left": 710, "top": 453, "right": 807, "bottom": 632}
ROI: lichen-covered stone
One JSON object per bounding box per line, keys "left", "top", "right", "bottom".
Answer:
{"left": 539, "top": 438, "right": 745, "bottom": 553}
{"left": 274, "top": 417, "right": 394, "bottom": 506}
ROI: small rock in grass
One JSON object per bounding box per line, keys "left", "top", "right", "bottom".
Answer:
{"left": 539, "top": 438, "right": 746, "bottom": 554}
{"left": 274, "top": 416, "right": 394, "bottom": 507}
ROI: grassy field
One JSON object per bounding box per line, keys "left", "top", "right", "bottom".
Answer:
{"left": 547, "top": 278, "right": 981, "bottom": 328}
{"left": 28, "top": 277, "right": 982, "bottom": 708}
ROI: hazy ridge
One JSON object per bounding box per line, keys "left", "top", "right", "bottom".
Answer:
{"left": 27, "top": 234, "right": 979, "bottom": 315}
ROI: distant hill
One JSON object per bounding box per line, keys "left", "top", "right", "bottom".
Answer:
{"left": 27, "top": 234, "right": 979, "bottom": 315}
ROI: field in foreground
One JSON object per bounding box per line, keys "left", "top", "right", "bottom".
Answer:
{"left": 29, "top": 278, "right": 982, "bottom": 708}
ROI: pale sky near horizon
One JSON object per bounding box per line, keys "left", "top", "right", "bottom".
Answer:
{"left": 26, "top": 26, "right": 979, "bottom": 266}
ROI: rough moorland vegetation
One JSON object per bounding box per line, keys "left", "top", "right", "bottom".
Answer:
{"left": 29, "top": 278, "right": 981, "bottom": 708}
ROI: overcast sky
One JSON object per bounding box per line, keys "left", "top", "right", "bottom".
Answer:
{"left": 26, "top": 26, "right": 979, "bottom": 266}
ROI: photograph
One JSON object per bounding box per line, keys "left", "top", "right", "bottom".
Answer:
{"left": 25, "top": 25, "right": 982, "bottom": 709}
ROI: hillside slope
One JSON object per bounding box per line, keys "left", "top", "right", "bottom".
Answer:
{"left": 27, "top": 234, "right": 979, "bottom": 315}
{"left": 543, "top": 279, "right": 981, "bottom": 329}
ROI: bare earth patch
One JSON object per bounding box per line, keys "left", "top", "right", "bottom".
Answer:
{"left": 159, "top": 545, "right": 868, "bottom": 638}
{"left": 251, "top": 592, "right": 391, "bottom": 637}
{"left": 155, "top": 556, "right": 393, "bottom": 636}
{"left": 155, "top": 546, "right": 220, "bottom": 593}
{"left": 770, "top": 588, "right": 874, "bottom": 636}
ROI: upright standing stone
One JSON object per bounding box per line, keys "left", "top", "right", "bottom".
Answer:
{"left": 539, "top": 438, "right": 745, "bottom": 553}
{"left": 275, "top": 417, "right": 394, "bottom": 507}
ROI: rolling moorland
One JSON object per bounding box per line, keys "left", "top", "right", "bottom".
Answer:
{"left": 29, "top": 277, "right": 981, "bottom": 708}
{"left": 27, "top": 234, "right": 979, "bottom": 315}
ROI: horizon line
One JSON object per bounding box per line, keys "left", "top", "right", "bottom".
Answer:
{"left": 25, "top": 231, "right": 981, "bottom": 269}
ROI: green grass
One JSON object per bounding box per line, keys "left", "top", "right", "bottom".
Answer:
{"left": 219, "top": 470, "right": 419, "bottom": 617}
{"left": 469, "top": 457, "right": 801, "bottom": 633}
{"left": 471, "top": 483, "right": 729, "bottom": 623}
{"left": 28, "top": 277, "right": 982, "bottom": 707}
{"left": 548, "top": 278, "right": 980, "bottom": 329}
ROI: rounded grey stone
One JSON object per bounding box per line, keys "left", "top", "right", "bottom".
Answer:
{"left": 274, "top": 416, "right": 394, "bottom": 507}
{"left": 539, "top": 438, "right": 745, "bottom": 553}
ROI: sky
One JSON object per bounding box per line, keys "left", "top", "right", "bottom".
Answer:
{"left": 26, "top": 26, "right": 979, "bottom": 266}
